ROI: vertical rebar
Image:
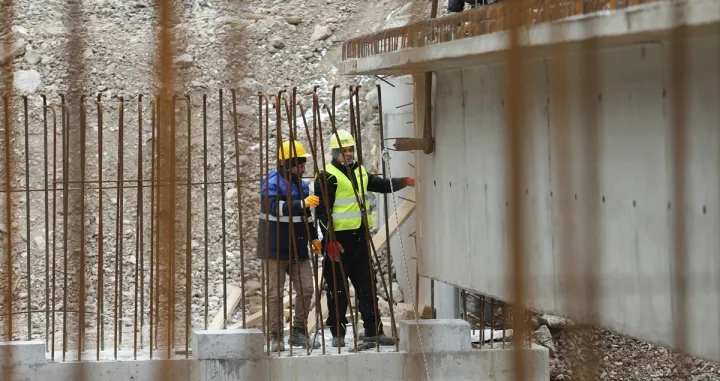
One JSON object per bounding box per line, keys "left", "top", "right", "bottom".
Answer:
{"left": 263, "top": 94, "right": 271, "bottom": 354}
{"left": 671, "top": 4, "right": 689, "bottom": 378}
{"left": 219, "top": 89, "right": 228, "bottom": 329}
{"left": 135, "top": 95, "right": 145, "bottom": 358}
{"left": 2, "top": 75, "right": 15, "bottom": 381}
{"left": 96, "top": 96, "right": 105, "bottom": 360}
{"left": 60, "top": 94, "right": 68, "bottom": 362}
{"left": 43, "top": 95, "right": 50, "bottom": 350}
{"left": 310, "top": 90, "right": 327, "bottom": 354}
{"left": 78, "top": 96, "right": 88, "bottom": 362}
{"left": 505, "top": 0, "right": 528, "bottom": 379}
{"left": 184, "top": 94, "right": 192, "bottom": 358}
{"left": 231, "top": 89, "right": 247, "bottom": 329}
{"left": 49, "top": 104, "right": 59, "bottom": 361}
{"left": 117, "top": 97, "right": 126, "bottom": 348}
{"left": 23, "top": 96, "right": 31, "bottom": 341}
{"left": 155, "top": 0, "right": 179, "bottom": 360}
{"left": 203, "top": 94, "right": 209, "bottom": 330}
{"left": 377, "top": 84, "right": 398, "bottom": 349}
{"left": 149, "top": 99, "right": 157, "bottom": 359}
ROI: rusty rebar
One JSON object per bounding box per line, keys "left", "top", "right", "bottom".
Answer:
{"left": 149, "top": 98, "right": 157, "bottom": 359}
{"left": 23, "top": 96, "right": 30, "bottom": 341}
{"left": 323, "top": 99, "right": 361, "bottom": 353}
{"left": 97, "top": 96, "right": 105, "bottom": 360}
{"left": 281, "top": 94, "right": 312, "bottom": 356}
{"left": 315, "top": 96, "right": 345, "bottom": 355}
{"left": 377, "top": 84, "right": 399, "bottom": 350}
{"left": 47, "top": 103, "right": 59, "bottom": 361}
{"left": 203, "top": 94, "right": 209, "bottom": 331}
{"left": 310, "top": 91, "right": 327, "bottom": 355}
{"left": 182, "top": 94, "right": 192, "bottom": 358}
{"left": 219, "top": 89, "right": 229, "bottom": 330}
{"left": 42, "top": 96, "right": 51, "bottom": 350}
{"left": 671, "top": 3, "right": 690, "bottom": 378}
{"left": 231, "top": 89, "right": 247, "bottom": 329}
{"left": 2, "top": 50, "right": 15, "bottom": 381}
{"left": 505, "top": 0, "right": 528, "bottom": 380}
{"left": 298, "top": 97, "right": 326, "bottom": 354}
{"left": 134, "top": 95, "right": 145, "bottom": 358}
{"left": 115, "top": 97, "right": 126, "bottom": 358}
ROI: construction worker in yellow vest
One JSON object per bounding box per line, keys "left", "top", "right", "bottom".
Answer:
{"left": 314, "top": 129, "right": 414, "bottom": 348}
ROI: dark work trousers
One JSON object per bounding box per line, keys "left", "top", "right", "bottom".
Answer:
{"left": 322, "top": 247, "right": 383, "bottom": 339}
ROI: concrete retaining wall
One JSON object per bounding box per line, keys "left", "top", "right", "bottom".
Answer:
{"left": 414, "top": 32, "right": 720, "bottom": 361}
{"left": 0, "top": 320, "right": 548, "bottom": 381}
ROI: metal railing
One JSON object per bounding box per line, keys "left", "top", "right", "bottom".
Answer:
{"left": 341, "top": 0, "right": 664, "bottom": 60}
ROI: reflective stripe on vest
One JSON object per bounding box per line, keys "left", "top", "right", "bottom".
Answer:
{"left": 325, "top": 164, "right": 373, "bottom": 231}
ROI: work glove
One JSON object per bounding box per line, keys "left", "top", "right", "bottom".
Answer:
{"left": 311, "top": 239, "right": 322, "bottom": 255}
{"left": 304, "top": 195, "right": 320, "bottom": 208}
{"left": 325, "top": 241, "right": 344, "bottom": 262}
{"left": 401, "top": 177, "right": 415, "bottom": 187}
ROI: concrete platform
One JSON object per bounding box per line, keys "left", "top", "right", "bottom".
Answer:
{"left": 340, "top": 0, "right": 720, "bottom": 75}
{"left": 0, "top": 320, "right": 550, "bottom": 381}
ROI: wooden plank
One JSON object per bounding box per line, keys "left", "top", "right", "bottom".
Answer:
{"left": 230, "top": 295, "right": 290, "bottom": 329}
{"left": 306, "top": 295, "right": 328, "bottom": 334}
{"left": 209, "top": 285, "right": 243, "bottom": 330}
{"left": 241, "top": 13, "right": 302, "bottom": 25}
{"left": 372, "top": 198, "right": 416, "bottom": 251}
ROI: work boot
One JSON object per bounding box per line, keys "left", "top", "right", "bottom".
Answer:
{"left": 269, "top": 335, "right": 286, "bottom": 352}
{"left": 290, "top": 327, "right": 321, "bottom": 349}
{"left": 363, "top": 333, "right": 396, "bottom": 346}
{"left": 332, "top": 337, "right": 346, "bottom": 347}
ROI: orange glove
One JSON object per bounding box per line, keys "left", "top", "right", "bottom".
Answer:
{"left": 325, "top": 241, "right": 344, "bottom": 262}
{"left": 402, "top": 177, "right": 415, "bottom": 187}
{"left": 304, "top": 195, "right": 320, "bottom": 208}
{"left": 311, "top": 239, "right": 322, "bottom": 255}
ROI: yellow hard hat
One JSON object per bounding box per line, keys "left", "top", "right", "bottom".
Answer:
{"left": 278, "top": 140, "right": 311, "bottom": 161}
{"left": 330, "top": 130, "right": 355, "bottom": 150}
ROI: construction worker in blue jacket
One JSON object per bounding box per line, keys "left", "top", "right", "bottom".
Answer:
{"left": 314, "top": 129, "right": 414, "bottom": 348}
{"left": 256, "top": 140, "right": 322, "bottom": 352}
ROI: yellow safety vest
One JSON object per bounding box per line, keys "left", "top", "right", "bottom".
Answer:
{"left": 325, "top": 164, "right": 373, "bottom": 231}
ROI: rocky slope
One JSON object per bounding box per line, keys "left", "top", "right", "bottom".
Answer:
{"left": 0, "top": 0, "right": 412, "bottom": 350}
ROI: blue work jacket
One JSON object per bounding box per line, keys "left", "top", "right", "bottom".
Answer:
{"left": 256, "top": 168, "right": 317, "bottom": 262}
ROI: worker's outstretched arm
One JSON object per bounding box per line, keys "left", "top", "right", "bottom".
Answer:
{"left": 260, "top": 174, "right": 306, "bottom": 217}
{"left": 313, "top": 172, "right": 337, "bottom": 243}
{"left": 366, "top": 172, "right": 413, "bottom": 194}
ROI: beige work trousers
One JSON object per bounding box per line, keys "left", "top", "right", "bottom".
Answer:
{"left": 267, "top": 259, "right": 315, "bottom": 338}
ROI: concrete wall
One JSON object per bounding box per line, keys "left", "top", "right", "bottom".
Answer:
{"left": 1, "top": 321, "right": 549, "bottom": 381}
{"left": 377, "top": 76, "right": 458, "bottom": 319}
{"left": 415, "top": 33, "right": 720, "bottom": 361}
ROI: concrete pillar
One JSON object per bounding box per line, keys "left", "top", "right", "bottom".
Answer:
{"left": 398, "top": 319, "right": 550, "bottom": 381}
{"left": 398, "top": 319, "right": 471, "bottom": 353}
{"left": 193, "top": 329, "right": 267, "bottom": 381}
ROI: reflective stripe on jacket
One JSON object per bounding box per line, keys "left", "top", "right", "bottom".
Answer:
{"left": 255, "top": 169, "right": 316, "bottom": 261}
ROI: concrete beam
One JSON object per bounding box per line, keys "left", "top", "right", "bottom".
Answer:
{"left": 340, "top": 0, "right": 720, "bottom": 75}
